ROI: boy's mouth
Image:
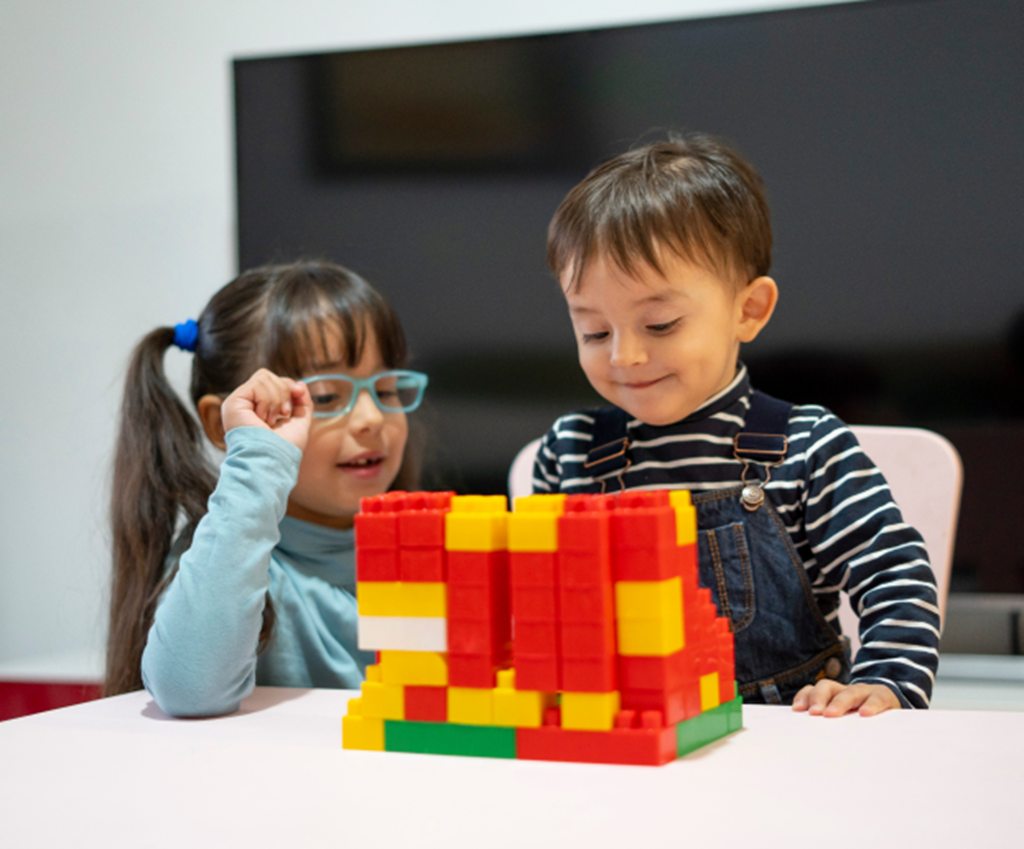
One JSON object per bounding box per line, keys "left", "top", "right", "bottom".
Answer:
{"left": 622, "top": 376, "right": 666, "bottom": 390}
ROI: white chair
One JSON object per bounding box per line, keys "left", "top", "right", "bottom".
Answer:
{"left": 508, "top": 426, "right": 962, "bottom": 655}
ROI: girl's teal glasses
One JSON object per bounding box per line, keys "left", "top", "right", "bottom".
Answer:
{"left": 301, "top": 370, "right": 428, "bottom": 418}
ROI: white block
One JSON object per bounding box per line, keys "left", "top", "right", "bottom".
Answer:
{"left": 357, "top": 615, "right": 448, "bottom": 652}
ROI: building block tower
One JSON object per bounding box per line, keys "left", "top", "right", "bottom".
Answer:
{"left": 342, "top": 490, "right": 742, "bottom": 766}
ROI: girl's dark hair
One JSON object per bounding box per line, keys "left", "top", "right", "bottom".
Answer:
{"left": 105, "top": 261, "right": 418, "bottom": 696}
{"left": 548, "top": 134, "right": 772, "bottom": 291}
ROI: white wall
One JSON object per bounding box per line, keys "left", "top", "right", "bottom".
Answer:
{"left": 0, "top": 0, "right": 859, "bottom": 675}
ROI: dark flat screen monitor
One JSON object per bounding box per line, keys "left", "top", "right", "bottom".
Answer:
{"left": 235, "top": 0, "right": 1024, "bottom": 596}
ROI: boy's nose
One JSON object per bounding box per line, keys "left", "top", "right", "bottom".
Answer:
{"left": 609, "top": 332, "right": 647, "bottom": 368}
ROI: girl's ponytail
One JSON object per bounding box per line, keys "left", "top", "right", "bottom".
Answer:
{"left": 104, "top": 327, "right": 217, "bottom": 696}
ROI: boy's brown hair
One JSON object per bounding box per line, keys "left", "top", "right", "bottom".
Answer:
{"left": 548, "top": 134, "right": 772, "bottom": 291}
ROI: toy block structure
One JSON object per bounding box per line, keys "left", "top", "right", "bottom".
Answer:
{"left": 343, "top": 489, "right": 742, "bottom": 766}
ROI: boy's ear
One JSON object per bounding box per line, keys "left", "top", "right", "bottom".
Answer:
{"left": 197, "top": 395, "right": 227, "bottom": 451}
{"left": 736, "top": 276, "right": 778, "bottom": 343}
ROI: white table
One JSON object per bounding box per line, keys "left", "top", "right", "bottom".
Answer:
{"left": 2, "top": 687, "right": 1022, "bottom": 847}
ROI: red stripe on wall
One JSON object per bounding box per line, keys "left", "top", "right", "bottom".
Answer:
{"left": 0, "top": 681, "right": 103, "bottom": 722}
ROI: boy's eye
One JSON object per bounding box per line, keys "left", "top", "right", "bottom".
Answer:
{"left": 647, "top": 318, "right": 680, "bottom": 333}
{"left": 311, "top": 393, "right": 341, "bottom": 406}
{"left": 581, "top": 331, "right": 609, "bottom": 343}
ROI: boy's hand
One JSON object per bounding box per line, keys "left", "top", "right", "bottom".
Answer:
{"left": 792, "top": 680, "right": 901, "bottom": 717}
{"left": 221, "top": 368, "right": 313, "bottom": 452}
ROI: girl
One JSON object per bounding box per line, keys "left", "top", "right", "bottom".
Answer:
{"left": 105, "top": 261, "right": 426, "bottom": 717}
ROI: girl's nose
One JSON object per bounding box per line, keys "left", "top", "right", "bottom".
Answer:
{"left": 609, "top": 331, "right": 647, "bottom": 368}
{"left": 349, "top": 388, "right": 384, "bottom": 430}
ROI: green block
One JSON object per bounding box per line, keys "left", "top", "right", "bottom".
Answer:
{"left": 384, "top": 720, "right": 517, "bottom": 759}
{"left": 676, "top": 695, "right": 742, "bottom": 757}
{"left": 727, "top": 693, "right": 744, "bottom": 732}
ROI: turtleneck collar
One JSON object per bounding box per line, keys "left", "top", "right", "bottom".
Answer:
{"left": 277, "top": 515, "right": 356, "bottom": 592}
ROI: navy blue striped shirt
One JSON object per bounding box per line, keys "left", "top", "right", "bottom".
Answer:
{"left": 532, "top": 365, "right": 940, "bottom": 708}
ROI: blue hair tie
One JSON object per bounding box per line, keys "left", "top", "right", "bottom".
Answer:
{"left": 173, "top": 319, "right": 199, "bottom": 352}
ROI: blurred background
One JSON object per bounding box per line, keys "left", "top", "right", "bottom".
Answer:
{"left": 1, "top": 0, "right": 1022, "bottom": 705}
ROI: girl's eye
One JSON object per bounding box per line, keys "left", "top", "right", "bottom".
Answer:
{"left": 647, "top": 319, "right": 680, "bottom": 334}
{"left": 581, "top": 331, "right": 609, "bottom": 343}
{"left": 311, "top": 393, "right": 340, "bottom": 406}
{"left": 377, "top": 389, "right": 399, "bottom": 399}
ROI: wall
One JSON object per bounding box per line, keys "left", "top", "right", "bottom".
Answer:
{"left": 0, "top": 0, "right": 855, "bottom": 674}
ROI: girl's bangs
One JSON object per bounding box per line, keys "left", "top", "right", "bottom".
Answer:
{"left": 263, "top": 264, "right": 407, "bottom": 378}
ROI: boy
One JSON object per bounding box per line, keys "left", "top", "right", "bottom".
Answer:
{"left": 533, "top": 136, "right": 939, "bottom": 716}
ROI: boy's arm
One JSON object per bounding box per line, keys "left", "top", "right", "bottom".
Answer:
{"left": 140, "top": 427, "right": 301, "bottom": 717}
{"left": 531, "top": 424, "right": 565, "bottom": 493}
{"left": 796, "top": 412, "right": 940, "bottom": 710}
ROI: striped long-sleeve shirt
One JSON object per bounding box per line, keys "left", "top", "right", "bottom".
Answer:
{"left": 532, "top": 365, "right": 940, "bottom": 708}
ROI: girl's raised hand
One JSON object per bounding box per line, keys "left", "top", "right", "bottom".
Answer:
{"left": 221, "top": 368, "right": 313, "bottom": 452}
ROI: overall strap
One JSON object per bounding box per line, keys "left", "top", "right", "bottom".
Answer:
{"left": 734, "top": 390, "right": 794, "bottom": 463}
{"left": 734, "top": 389, "right": 794, "bottom": 511}
{"left": 584, "top": 406, "right": 631, "bottom": 488}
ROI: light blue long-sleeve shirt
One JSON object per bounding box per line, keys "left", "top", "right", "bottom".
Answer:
{"left": 141, "top": 426, "right": 374, "bottom": 717}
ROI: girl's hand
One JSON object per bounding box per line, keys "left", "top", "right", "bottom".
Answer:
{"left": 792, "top": 680, "right": 901, "bottom": 717}
{"left": 221, "top": 369, "right": 313, "bottom": 452}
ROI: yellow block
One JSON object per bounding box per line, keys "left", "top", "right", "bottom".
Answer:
{"left": 669, "top": 490, "right": 697, "bottom": 546}
{"left": 445, "top": 511, "right": 508, "bottom": 551}
{"left": 357, "top": 582, "right": 447, "bottom": 617}
{"left": 615, "top": 577, "right": 683, "bottom": 620}
{"left": 359, "top": 680, "right": 405, "bottom": 720}
{"left": 617, "top": 617, "right": 684, "bottom": 656}
{"left": 450, "top": 495, "right": 509, "bottom": 513}
{"left": 493, "top": 669, "right": 556, "bottom": 728}
{"left": 342, "top": 709, "right": 385, "bottom": 751}
{"left": 700, "top": 671, "right": 721, "bottom": 712}
{"left": 365, "top": 664, "right": 382, "bottom": 683}
{"left": 448, "top": 686, "right": 494, "bottom": 725}
{"left": 508, "top": 512, "right": 560, "bottom": 552}
{"left": 561, "top": 690, "right": 621, "bottom": 731}
{"left": 513, "top": 494, "right": 567, "bottom": 513}
{"left": 379, "top": 650, "right": 449, "bottom": 686}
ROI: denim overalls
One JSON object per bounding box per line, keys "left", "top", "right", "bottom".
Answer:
{"left": 585, "top": 391, "right": 850, "bottom": 705}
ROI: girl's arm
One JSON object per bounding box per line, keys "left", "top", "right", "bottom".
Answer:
{"left": 141, "top": 371, "right": 311, "bottom": 716}
{"left": 140, "top": 427, "right": 301, "bottom": 716}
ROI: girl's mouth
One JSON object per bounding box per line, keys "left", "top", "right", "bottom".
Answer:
{"left": 339, "top": 454, "right": 385, "bottom": 477}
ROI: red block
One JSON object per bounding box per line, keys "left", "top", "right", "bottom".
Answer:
{"left": 561, "top": 656, "right": 617, "bottom": 692}
{"left": 448, "top": 653, "right": 499, "bottom": 688}
{"left": 448, "top": 619, "right": 497, "bottom": 654}
{"left": 398, "top": 547, "right": 445, "bottom": 582}
{"left": 516, "top": 725, "right": 678, "bottom": 766}
{"left": 559, "top": 621, "right": 616, "bottom": 658}
{"left": 564, "top": 493, "right": 617, "bottom": 513}
{"left": 558, "top": 550, "right": 613, "bottom": 587}
{"left": 514, "top": 621, "right": 559, "bottom": 654}
{"left": 618, "top": 652, "right": 686, "bottom": 691}
{"left": 615, "top": 709, "right": 638, "bottom": 729}
{"left": 509, "top": 551, "right": 557, "bottom": 587}
{"left": 447, "top": 550, "right": 508, "bottom": 587}
{"left": 514, "top": 654, "right": 560, "bottom": 692}
{"left": 620, "top": 687, "right": 686, "bottom": 726}
{"left": 354, "top": 511, "right": 398, "bottom": 549}
{"left": 404, "top": 686, "right": 447, "bottom": 722}
{"left": 447, "top": 584, "right": 492, "bottom": 617}
{"left": 558, "top": 585, "right": 614, "bottom": 623}
{"left": 511, "top": 585, "right": 558, "bottom": 621}
{"left": 613, "top": 545, "right": 684, "bottom": 581}
{"left": 398, "top": 509, "right": 447, "bottom": 547}
{"left": 356, "top": 548, "right": 399, "bottom": 582}
{"left": 558, "top": 511, "right": 612, "bottom": 554}
{"left": 613, "top": 507, "right": 677, "bottom": 550}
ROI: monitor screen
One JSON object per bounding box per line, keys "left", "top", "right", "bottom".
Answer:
{"left": 235, "top": 0, "right": 1024, "bottom": 597}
